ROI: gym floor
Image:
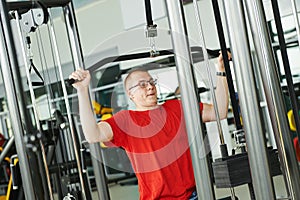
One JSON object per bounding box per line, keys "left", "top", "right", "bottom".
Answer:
{"left": 91, "top": 175, "right": 287, "bottom": 200}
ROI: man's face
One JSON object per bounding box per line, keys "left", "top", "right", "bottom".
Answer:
{"left": 127, "top": 71, "right": 158, "bottom": 110}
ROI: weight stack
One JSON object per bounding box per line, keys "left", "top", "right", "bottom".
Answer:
{"left": 212, "top": 147, "right": 281, "bottom": 188}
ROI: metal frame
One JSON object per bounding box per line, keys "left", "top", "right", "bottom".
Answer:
{"left": 0, "top": 0, "right": 95, "bottom": 199}
{"left": 223, "top": 1, "right": 276, "bottom": 199}
{"left": 0, "top": 2, "right": 36, "bottom": 199}
{"left": 14, "top": 10, "right": 53, "bottom": 200}
{"left": 244, "top": 0, "right": 300, "bottom": 199}
{"left": 2, "top": 0, "right": 300, "bottom": 199}
{"left": 165, "top": 0, "right": 215, "bottom": 199}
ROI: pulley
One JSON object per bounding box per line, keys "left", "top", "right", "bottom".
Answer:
{"left": 19, "top": 1, "right": 49, "bottom": 33}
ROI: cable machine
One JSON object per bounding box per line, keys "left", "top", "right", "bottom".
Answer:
{"left": 222, "top": 0, "right": 300, "bottom": 199}
{"left": 1, "top": 0, "right": 299, "bottom": 199}
{"left": 0, "top": 0, "right": 96, "bottom": 199}
{"left": 1, "top": 1, "right": 225, "bottom": 199}
{"left": 1, "top": 1, "right": 41, "bottom": 199}
{"left": 166, "top": 0, "right": 300, "bottom": 199}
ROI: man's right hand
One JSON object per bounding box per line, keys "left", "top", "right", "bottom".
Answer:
{"left": 69, "top": 69, "right": 91, "bottom": 91}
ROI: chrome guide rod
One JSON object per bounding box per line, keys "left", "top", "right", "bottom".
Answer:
{"left": 272, "top": 0, "right": 300, "bottom": 157}
{"left": 47, "top": 9, "right": 87, "bottom": 200}
{"left": 63, "top": 2, "right": 110, "bottom": 199}
{"left": 165, "top": 0, "right": 215, "bottom": 199}
{"left": 223, "top": 0, "right": 276, "bottom": 199}
{"left": 244, "top": 0, "right": 300, "bottom": 199}
{"left": 14, "top": 11, "right": 54, "bottom": 200}
{"left": 0, "top": 1, "right": 36, "bottom": 199}
{"left": 192, "top": 0, "right": 225, "bottom": 145}
{"left": 88, "top": 143, "right": 111, "bottom": 200}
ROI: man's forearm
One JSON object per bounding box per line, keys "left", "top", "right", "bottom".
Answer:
{"left": 215, "top": 53, "right": 230, "bottom": 119}
{"left": 77, "top": 87, "right": 101, "bottom": 143}
{"left": 215, "top": 75, "right": 229, "bottom": 119}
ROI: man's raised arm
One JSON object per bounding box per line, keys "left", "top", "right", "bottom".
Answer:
{"left": 69, "top": 69, "right": 113, "bottom": 143}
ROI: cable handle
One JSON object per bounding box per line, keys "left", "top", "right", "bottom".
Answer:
{"left": 10, "top": 155, "right": 19, "bottom": 190}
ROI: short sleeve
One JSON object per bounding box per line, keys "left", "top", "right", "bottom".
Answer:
{"left": 103, "top": 111, "right": 128, "bottom": 148}
{"left": 164, "top": 99, "right": 203, "bottom": 112}
{"left": 200, "top": 102, "right": 203, "bottom": 112}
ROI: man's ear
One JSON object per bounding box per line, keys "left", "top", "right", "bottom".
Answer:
{"left": 127, "top": 91, "right": 134, "bottom": 100}
{"left": 129, "top": 94, "right": 134, "bottom": 100}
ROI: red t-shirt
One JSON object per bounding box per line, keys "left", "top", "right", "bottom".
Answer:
{"left": 104, "top": 99, "right": 203, "bottom": 200}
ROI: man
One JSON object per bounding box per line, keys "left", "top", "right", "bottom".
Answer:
{"left": 69, "top": 53, "right": 230, "bottom": 200}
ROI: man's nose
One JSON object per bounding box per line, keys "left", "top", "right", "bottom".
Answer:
{"left": 146, "top": 82, "right": 155, "bottom": 89}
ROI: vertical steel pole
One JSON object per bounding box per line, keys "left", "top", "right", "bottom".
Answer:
{"left": 271, "top": 0, "right": 300, "bottom": 154}
{"left": 223, "top": 0, "right": 276, "bottom": 199}
{"left": 192, "top": 0, "right": 229, "bottom": 159}
{"left": 244, "top": 0, "right": 300, "bottom": 199}
{"left": 0, "top": 1, "right": 36, "bottom": 199}
{"left": 63, "top": 2, "right": 110, "bottom": 199}
{"left": 47, "top": 15, "right": 88, "bottom": 200}
{"left": 14, "top": 11, "right": 53, "bottom": 200}
{"left": 165, "top": 0, "right": 215, "bottom": 199}
{"left": 89, "top": 144, "right": 111, "bottom": 200}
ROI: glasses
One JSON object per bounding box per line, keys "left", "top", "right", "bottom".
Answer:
{"left": 129, "top": 78, "right": 158, "bottom": 90}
